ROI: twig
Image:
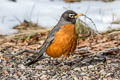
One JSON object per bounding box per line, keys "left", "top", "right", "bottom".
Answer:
{"left": 11, "top": 48, "right": 44, "bottom": 66}
{"left": 84, "top": 3, "right": 91, "bottom": 23}
{"left": 97, "top": 46, "right": 120, "bottom": 55}
{"left": 85, "top": 5, "right": 91, "bottom": 15}
{"left": 77, "top": 46, "right": 120, "bottom": 56}
{"left": 13, "top": 15, "right": 22, "bottom": 24}
{"left": 29, "top": 3, "right": 36, "bottom": 22}
{"left": 76, "top": 46, "right": 120, "bottom": 63}
{"left": 76, "top": 47, "right": 96, "bottom": 55}
{"left": 83, "top": 14, "right": 100, "bottom": 34}
{"left": 36, "top": 13, "right": 39, "bottom": 25}
{"left": 11, "top": 49, "right": 40, "bottom": 58}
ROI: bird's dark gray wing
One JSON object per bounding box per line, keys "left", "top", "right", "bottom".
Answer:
{"left": 26, "top": 26, "right": 61, "bottom": 66}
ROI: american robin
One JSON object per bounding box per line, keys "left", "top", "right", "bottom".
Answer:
{"left": 26, "top": 10, "right": 83, "bottom": 65}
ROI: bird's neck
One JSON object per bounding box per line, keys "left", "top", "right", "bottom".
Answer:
{"left": 57, "top": 17, "right": 73, "bottom": 27}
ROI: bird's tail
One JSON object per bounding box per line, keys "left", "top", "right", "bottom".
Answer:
{"left": 26, "top": 44, "right": 47, "bottom": 66}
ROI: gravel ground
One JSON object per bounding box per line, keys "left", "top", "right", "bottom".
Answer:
{"left": 0, "top": 30, "right": 120, "bottom": 80}
{"left": 0, "top": 46, "right": 120, "bottom": 80}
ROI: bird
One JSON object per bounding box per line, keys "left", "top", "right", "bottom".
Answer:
{"left": 26, "top": 10, "right": 83, "bottom": 66}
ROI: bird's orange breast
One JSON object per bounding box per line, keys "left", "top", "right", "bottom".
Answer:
{"left": 46, "top": 24, "right": 78, "bottom": 58}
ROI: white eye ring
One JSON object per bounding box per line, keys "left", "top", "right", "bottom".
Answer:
{"left": 69, "top": 14, "right": 75, "bottom": 18}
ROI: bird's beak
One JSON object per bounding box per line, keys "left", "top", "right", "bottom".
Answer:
{"left": 75, "top": 13, "right": 83, "bottom": 18}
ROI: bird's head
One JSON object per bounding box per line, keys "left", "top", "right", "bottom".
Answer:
{"left": 61, "top": 10, "right": 83, "bottom": 24}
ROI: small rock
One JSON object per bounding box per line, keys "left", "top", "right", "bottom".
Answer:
{"left": 17, "top": 72, "right": 22, "bottom": 77}
{"left": 40, "top": 75, "right": 47, "bottom": 80}
{"left": 80, "top": 72, "right": 87, "bottom": 76}
{"left": 82, "top": 76, "right": 90, "bottom": 80}
{"left": 3, "top": 70, "right": 9, "bottom": 75}
{"left": 72, "top": 74, "right": 79, "bottom": 80}
{"left": 36, "top": 65, "right": 43, "bottom": 69}
{"left": 103, "top": 78, "right": 107, "bottom": 80}
{"left": 18, "top": 64, "right": 25, "bottom": 69}
{"left": 74, "top": 67, "right": 81, "bottom": 71}
{"left": 106, "top": 73, "right": 114, "bottom": 77}
{"left": 88, "top": 65, "right": 94, "bottom": 70}
{"left": 81, "top": 66, "right": 88, "bottom": 71}
{"left": 107, "top": 60, "right": 112, "bottom": 63}
{"left": 47, "top": 71, "right": 56, "bottom": 76}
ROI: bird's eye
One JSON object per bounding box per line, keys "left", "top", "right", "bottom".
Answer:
{"left": 68, "top": 14, "right": 75, "bottom": 18}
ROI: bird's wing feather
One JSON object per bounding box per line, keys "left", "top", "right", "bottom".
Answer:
{"left": 26, "top": 26, "right": 61, "bottom": 66}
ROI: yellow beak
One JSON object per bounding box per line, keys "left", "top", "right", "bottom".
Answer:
{"left": 75, "top": 13, "right": 83, "bottom": 18}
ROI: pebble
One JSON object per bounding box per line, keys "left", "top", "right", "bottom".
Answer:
{"left": 106, "top": 73, "right": 114, "bottom": 77}
{"left": 1, "top": 47, "right": 120, "bottom": 80}
{"left": 81, "top": 66, "right": 88, "bottom": 71}
{"left": 71, "top": 74, "right": 79, "bottom": 80}
{"left": 47, "top": 70, "right": 56, "bottom": 76}
{"left": 100, "top": 70, "right": 107, "bottom": 75}
{"left": 74, "top": 67, "right": 81, "bottom": 71}
{"left": 18, "top": 64, "right": 25, "bottom": 69}
{"left": 17, "top": 72, "right": 22, "bottom": 76}
{"left": 82, "top": 76, "right": 90, "bottom": 80}
{"left": 103, "top": 78, "right": 107, "bottom": 80}
{"left": 88, "top": 65, "right": 94, "bottom": 69}
{"left": 40, "top": 75, "right": 47, "bottom": 80}
{"left": 80, "top": 72, "right": 87, "bottom": 76}
{"left": 36, "top": 65, "right": 43, "bottom": 69}
{"left": 88, "top": 65, "right": 95, "bottom": 70}
{"left": 3, "top": 70, "right": 9, "bottom": 75}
